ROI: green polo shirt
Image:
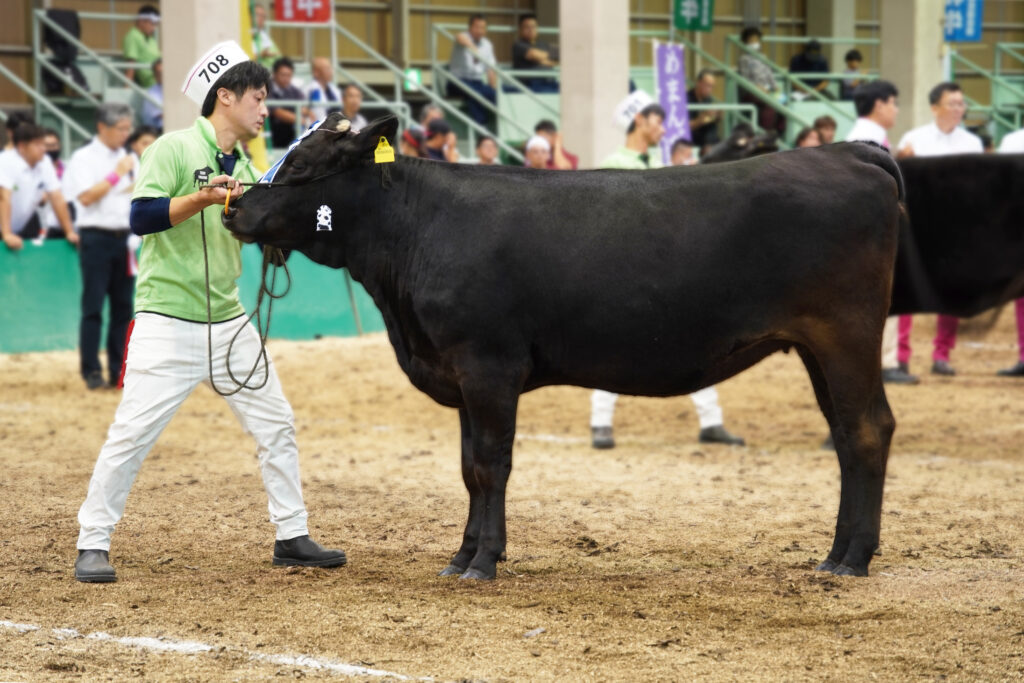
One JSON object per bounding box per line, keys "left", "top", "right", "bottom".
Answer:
{"left": 123, "top": 26, "right": 161, "bottom": 88}
{"left": 132, "top": 117, "right": 258, "bottom": 323}
{"left": 600, "top": 146, "right": 663, "bottom": 170}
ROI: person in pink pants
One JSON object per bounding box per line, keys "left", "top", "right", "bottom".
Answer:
{"left": 897, "top": 314, "right": 960, "bottom": 375}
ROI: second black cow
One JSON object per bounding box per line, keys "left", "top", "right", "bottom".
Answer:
{"left": 224, "top": 114, "right": 904, "bottom": 580}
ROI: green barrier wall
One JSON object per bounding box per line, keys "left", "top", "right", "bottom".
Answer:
{"left": 0, "top": 241, "right": 385, "bottom": 354}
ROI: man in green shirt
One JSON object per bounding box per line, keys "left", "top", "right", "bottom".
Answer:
{"left": 75, "top": 41, "right": 347, "bottom": 583}
{"left": 123, "top": 5, "right": 161, "bottom": 89}
{"left": 590, "top": 93, "right": 746, "bottom": 449}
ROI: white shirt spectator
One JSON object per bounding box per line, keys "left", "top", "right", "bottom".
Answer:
{"left": 845, "top": 117, "right": 889, "bottom": 147}
{"left": 0, "top": 148, "right": 60, "bottom": 235}
{"left": 306, "top": 80, "right": 342, "bottom": 122}
{"left": 896, "top": 122, "right": 983, "bottom": 157}
{"left": 449, "top": 35, "right": 496, "bottom": 82}
{"left": 63, "top": 136, "right": 133, "bottom": 230}
{"left": 997, "top": 128, "right": 1024, "bottom": 154}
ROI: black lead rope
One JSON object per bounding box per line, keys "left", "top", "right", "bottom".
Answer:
{"left": 198, "top": 183, "right": 291, "bottom": 397}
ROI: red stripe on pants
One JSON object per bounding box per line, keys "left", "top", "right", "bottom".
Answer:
{"left": 116, "top": 319, "right": 136, "bottom": 389}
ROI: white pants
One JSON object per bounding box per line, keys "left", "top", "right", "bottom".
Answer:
{"left": 590, "top": 386, "right": 724, "bottom": 430}
{"left": 881, "top": 315, "right": 899, "bottom": 369}
{"left": 77, "top": 312, "right": 309, "bottom": 551}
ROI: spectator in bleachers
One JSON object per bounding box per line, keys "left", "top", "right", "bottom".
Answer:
{"left": 894, "top": 82, "right": 983, "bottom": 378}
{"left": 813, "top": 115, "right": 837, "bottom": 144}
{"left": 42, "top": 127, "right": 76, "bottom": 239}
{"left": 123, "top": 5, "right": 161, "bottom": 89}
{"left": 306, "top": 57, "right": 342, "bottom": 122}
{"left": 127, "top": 126, "right": 159, "bottom": 165}
{"left": 268, "top": 57, "right": 310, "bottom": 148}
{"left": 3, "top": 111, "right": 35, "bottom": 150}
{"left": 448, "top": 14, "right": 497, "bottom": 125}
{"left": 737, "top": 27, "right": 785, "bottom": 136}
{"left": 789, "top": 39, "right": 830, "bottom": 96}
{"left": 0, "top": 123, "right": 77, "bottom": 251}
{"left": 533, "top": 119, "right": 577, "bottom": 169}
{"left": 687, "top": 69, "right": 721, "bottom": 154}
{"left": 43, "top": 128, "right": 64, "bottom": 178}
{"left": 251, "top": 4, "right": 281, "bottom": 71}
{"left": 412, "top": 103, "right": 443, "bottom": 135}
{"left": 839, "top": 49, "right": 864, "bottom": 101}
{"left": 140, "top": 58, "right": 163, "bottom": 131}
{"left": 423, "top": 118, "right": 459, "bottom": 162}
{"left": 63, "top": 102, "right": 136, "bottom": 390}
{"left": 400, "top": 128, "right": 426, "bottom": 158}
{"left": 795, "top": 127, "right": 821, "bottom": 147}
{"left": 475, "top": 136, "right": 500, "bottom": 165}
{"left": 523, "top": 135, "right": 550, "bottom": 169}
{"left": 670, "top": 137, "right": 696, "bottom": 165}
{"left": 341, "top": 84, "right": 368, "bottom": 131}
{"left": 513, "top": 14, "right": 559, "bottom": 93}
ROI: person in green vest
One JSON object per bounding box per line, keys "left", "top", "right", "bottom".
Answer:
{"left": 251, "top": 3, "right": 281, "bottom": 71}
{"left": 123, "top": 5, "right": 162, "bottom": 89}
{"left": 74, "top": 41, "right": 347, "bottom": 584}
{"left": 589, "top": 91, "right": 746, "bottom": 450}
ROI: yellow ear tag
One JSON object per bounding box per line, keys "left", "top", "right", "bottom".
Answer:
{"left": 374, "top": 137, "right": 395, "bottom": 164}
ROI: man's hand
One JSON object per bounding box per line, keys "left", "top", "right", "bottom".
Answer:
{"left": 115, "top": 155, "right": 135, "bottom": 178}
{"left": 896, "top": 144, "right": 914, "bottom": 159}
{"left": 65, "top": 231, "right": 80, "bottom": 247}
{"left": 3, "top": 233, "right": 24, "bottom": 251}
{"left": 197, "top": 174, "right": 244, "bottom": 208}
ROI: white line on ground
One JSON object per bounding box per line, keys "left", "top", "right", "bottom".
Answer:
{"left": 0, "top": 620, "right": 427, "bottom": 680}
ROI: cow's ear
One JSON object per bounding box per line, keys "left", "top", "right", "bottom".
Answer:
{"left": 354, "top": 115, "right": 400, "bottom": 158}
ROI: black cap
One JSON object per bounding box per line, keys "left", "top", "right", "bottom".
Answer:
{"left": 426, "top": 118, "right": 451, "bottom": 138}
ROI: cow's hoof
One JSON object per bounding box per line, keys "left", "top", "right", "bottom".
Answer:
{"left": 459, "top": 568, "right": 494, "bottom": 581}
{"left": 815, "top": 558, "right": 840, "bottom": 572}
{"left": 832, "top": 564, "right": 868, "bottom": 577}
{"left": 438, "top": 564, "right": 465, "bottom": 577}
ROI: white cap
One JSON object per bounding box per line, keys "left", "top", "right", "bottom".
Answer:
{"left": 525, "top": 135, "right": 551, "bottom": 153}
{"left": 138, "top": 11, "right": 160, "bottom": 23}
{"left": 613, "top": 90, "right": 654, "bottom": 131}
{"left": 181, "top": 41, "right": 252, "bottom": 106}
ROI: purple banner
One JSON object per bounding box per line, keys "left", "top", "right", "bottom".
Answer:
{"left": 655, "top": 42, "right": 690, "bottom": 165}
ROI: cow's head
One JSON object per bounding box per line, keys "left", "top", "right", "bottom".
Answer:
{"left": 700, "top": 123, "right": 779, "bottom": 164}
{"left": 223, "top": 113, "right": 400, "bottom": 260}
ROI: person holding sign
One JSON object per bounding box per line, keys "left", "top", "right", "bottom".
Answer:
{"left": 73, "top": 41, "right": 347, "bottom": 584}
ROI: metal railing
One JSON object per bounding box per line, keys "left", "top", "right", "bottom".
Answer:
{"left": 429, "top": 22, "right": 560, "bottom": 134}
{"left": 0, "top": 60, "right": 92, "bottom": 148}
{"left": 994, "top": 42, "right": 1024, "bottom": 79}
{"left": 950, "top": 49, "right": 1024, "bottom": 136}
{"left": 32, "top": 10, "right": 161, "bottom": 109}
{"left": 724, "top": 35, "right": 862, "bottom": 124}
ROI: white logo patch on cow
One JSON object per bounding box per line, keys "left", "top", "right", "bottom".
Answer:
{"left": 316, "top": 205, "right": 333, "bottom": 232}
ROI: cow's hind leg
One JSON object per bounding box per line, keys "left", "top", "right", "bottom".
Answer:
{"left": 798, "top": 343, "right": 894, "bottom": 576}
{"left": 439, "top": 409, "right": 485, "bottom": 576}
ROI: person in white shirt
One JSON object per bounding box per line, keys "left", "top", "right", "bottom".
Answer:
{"left": 305, "top": 57, "right": 341, "bottom": 122}
{"left": 844, "top": 79, "right": 918, "bottom": 385}
{"left": 0, "top": 123, "right": 77, "bottom": 251}
{"left": 63, "top": 103, "right": 137, "bottom": 390}
{"left": 895, "top": 82, "right": 983, "bottom": 377}
{"left": 447, "top": 14, "right": 497, "bottom": 125}
{"left": 995, "top": 129, "right": 1024, "bottom": 377}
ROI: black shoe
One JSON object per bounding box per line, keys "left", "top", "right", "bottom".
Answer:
{"left": 272, "top": 535, "right": 347, "bottom": 568}
{"left": 591, "top": 426, "right": 615, "bottom": 449}
{"left": 997, "top": 361, "right": 1024, "bottom": 377}
{"left": 84, "top": 371, "right": 107, "bottom": 390}
{"left": 699, "top": 425, "right": 746, "bottom": 446}
{"left": 74, "top": 549, "right": 116, "bottom": 583}
{"left": 898, "top": 362, "right": 910, "bottom": 374}
{"left": 882, "top": 367, "right": 919, "bottom": 385}
{"left": 931, "top": 360, "right": 956, "bottom": 376}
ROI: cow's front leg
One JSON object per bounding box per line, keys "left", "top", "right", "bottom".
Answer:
{"left": 439, "top": 408, "right": 484, "bottom": 576}
{"left": 456, "top": 372, "right": 520, "bottom": 580}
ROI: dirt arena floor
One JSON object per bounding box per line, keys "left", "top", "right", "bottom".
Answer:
{"left": 2, "top": 309, "right": 1023, "bottom": 681}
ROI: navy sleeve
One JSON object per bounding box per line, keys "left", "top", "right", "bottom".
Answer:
{"left": 130, "top": 197, "right": 172, "bottom": 236}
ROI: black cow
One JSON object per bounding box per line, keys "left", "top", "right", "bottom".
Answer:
{"left": 890, "top": 153, "right": 1024, "bottom": 317}
{"left": 224, "top": 114, "right": 904, "bottom": 580}
{"left": 700, "top": 123, "right": 779, "bottom": 164}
